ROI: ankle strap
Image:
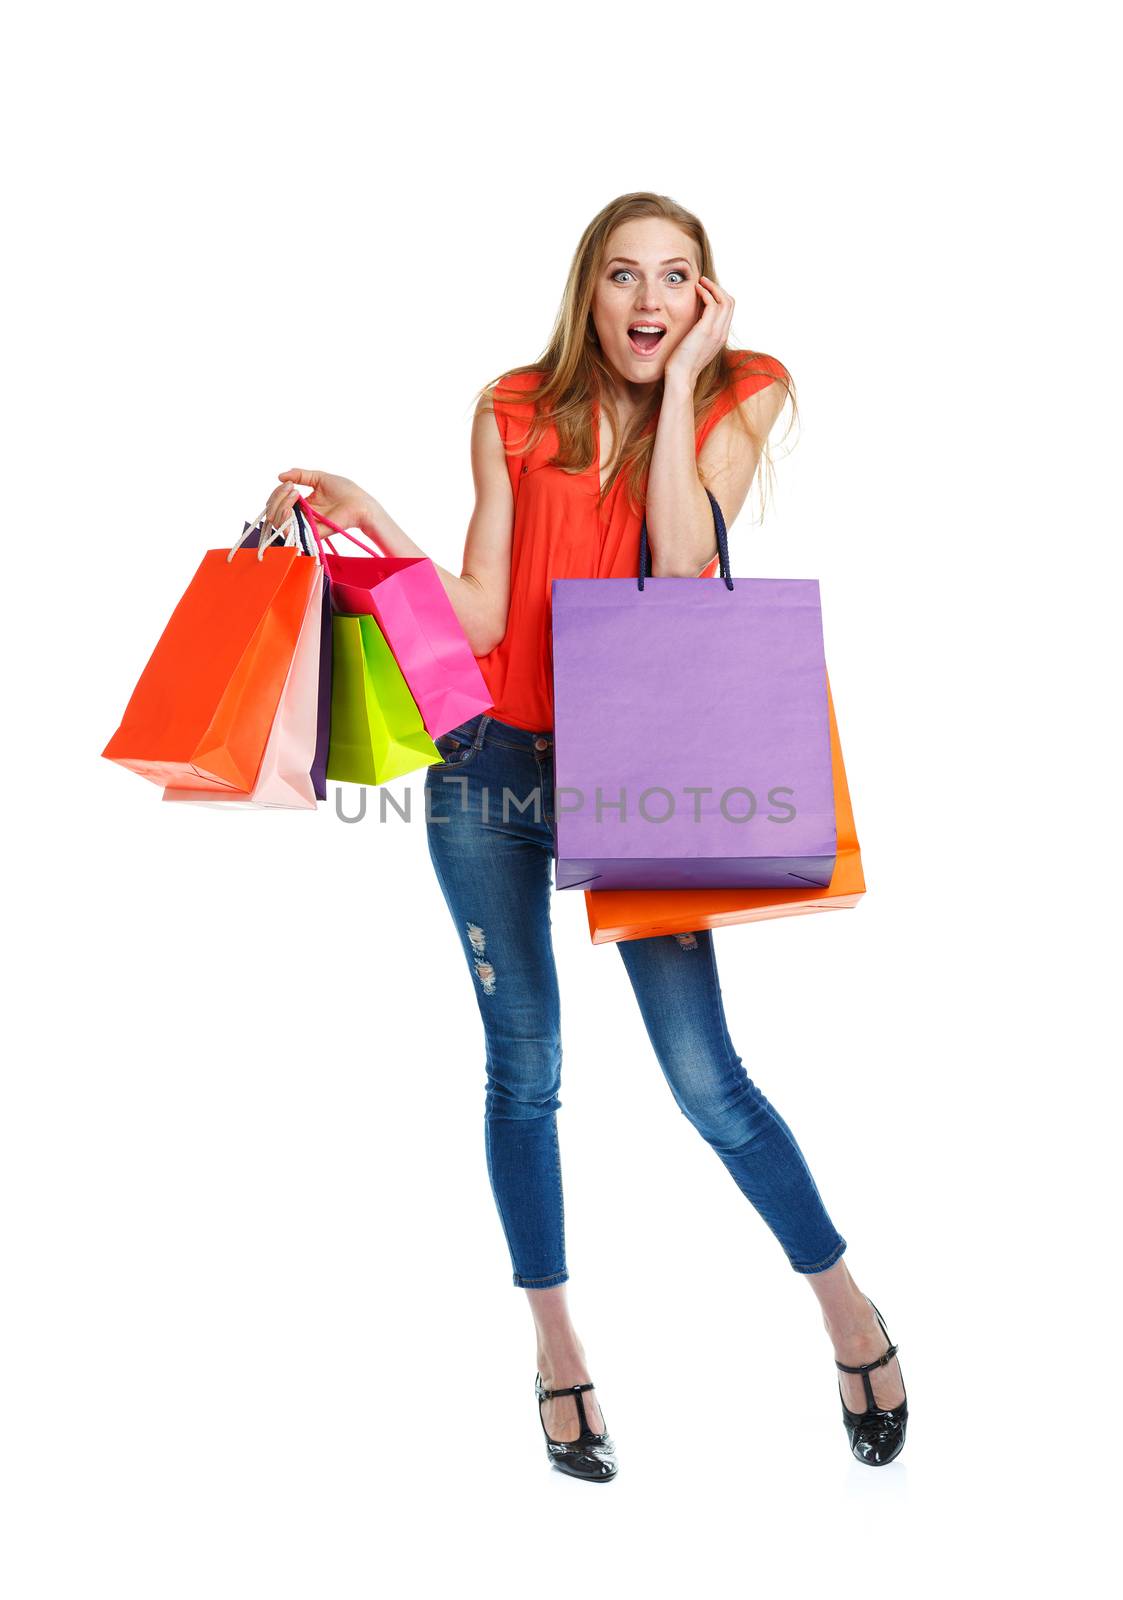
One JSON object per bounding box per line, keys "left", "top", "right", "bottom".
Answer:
{"left": 537, "top": 1379, "right": 596, "bottom": 1400}
{"left": 835, "top": 1341, "right": 898, "bottom": 1376}
{"left": 536, "top": 1376, "right": 603, "bottom": 1441}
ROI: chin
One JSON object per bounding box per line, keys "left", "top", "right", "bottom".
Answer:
{"left": 619, "top": 350, "right": 668, "bottom": 381}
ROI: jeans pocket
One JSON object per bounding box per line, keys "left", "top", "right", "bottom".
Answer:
{"left": 433, "top": 718, "right": 483, "bottom": 767}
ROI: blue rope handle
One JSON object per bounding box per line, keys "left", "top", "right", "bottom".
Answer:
{"left": 638, "top": 487, "right": 734, "bottom": 590}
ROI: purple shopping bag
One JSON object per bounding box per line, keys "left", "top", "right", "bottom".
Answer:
{"left": 551, "top": 490, "right": 837, "bottom": 891}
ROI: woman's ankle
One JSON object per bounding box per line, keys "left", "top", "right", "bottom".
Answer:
{"left": 822, "top": 1288, "right": 874, "bottom": 1341}
{"left": 536, "top": 1337, "right": 590, "bottom": 1385}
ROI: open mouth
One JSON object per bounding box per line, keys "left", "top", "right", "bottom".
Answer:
{"left": 627, "top": 324, "right": 666, "bottom": 356}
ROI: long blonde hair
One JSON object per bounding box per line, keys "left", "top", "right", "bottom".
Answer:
{"left": 475, "top": 191, "right": 797, "bottom": 520}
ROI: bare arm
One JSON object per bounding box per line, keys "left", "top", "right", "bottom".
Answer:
{"left": 355, "top": 392, "right": 514, "bottom": 655}
{"left": 645, "top": 376, "right": 788, "bottom": 576}
{"left": 271, "top": 391, "right": 514, "bottom": 658}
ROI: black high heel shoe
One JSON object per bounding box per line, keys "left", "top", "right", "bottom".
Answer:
{"left": 834, "top": 1297, "right": 908, "bottom": 1466}
{"left": 535, "top": 1373, "right": 618, "bottom": 1481}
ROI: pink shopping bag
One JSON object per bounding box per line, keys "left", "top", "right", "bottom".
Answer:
{"left": 298, "top": 497, "right": 492, "bottom": 739}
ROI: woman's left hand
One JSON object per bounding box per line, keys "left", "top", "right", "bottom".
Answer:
{"left": 663, "top": 274, "right": 735, "bottom": 391}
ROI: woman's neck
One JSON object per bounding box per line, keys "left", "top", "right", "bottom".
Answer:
{"left": 600, "top": 372, "right": 660, "bottom": 418}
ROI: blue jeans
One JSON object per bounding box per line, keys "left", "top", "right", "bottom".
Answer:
{"left": 423, "top": 712, "right": 847, "bottom": 1289}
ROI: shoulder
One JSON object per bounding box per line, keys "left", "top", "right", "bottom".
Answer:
{"left": 477, "top": 365, "right": 545, "bottom": 421}
{"left": 697, "top": 349, "right": 791, "bottom": 447}
{"left": 475, "top": 368, "right": 555, "bottom": 477}
{"left": 723, "top": 348, "right": 791, "bottom": 406}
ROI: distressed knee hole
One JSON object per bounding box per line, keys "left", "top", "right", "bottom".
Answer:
{"left": 466, "top": 922, "right": 496, "bottom": 992}
{"left": 674, "top": 931, "right": 699, "bottom": 950}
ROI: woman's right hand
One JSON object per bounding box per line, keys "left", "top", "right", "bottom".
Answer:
{"left": 262, "top": 469, "right": 377, "bottom": 541}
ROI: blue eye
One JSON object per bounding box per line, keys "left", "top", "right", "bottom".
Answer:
{"left": 611, "top": 269, "right": 689, "bottom": 284}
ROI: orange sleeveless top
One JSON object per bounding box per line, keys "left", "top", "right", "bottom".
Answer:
{"left": 476, "top": 348, "right": 788, "bottom": 732}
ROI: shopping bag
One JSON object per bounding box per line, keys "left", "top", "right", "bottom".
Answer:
{"left": 326, "top": 613, "right": 443, "bottom": 784}
{"left": 295, "top": 504, "right": 333, "bottom": 802}
{"left": 102, "top": 539, "right": 319, "bottom": 791}
{"left": 584, "top": 673, "right": 863, "bottom": 943}
{"left": 298, "top": 497, "right": 493, "bottom": 739}
{"left": 248, "top": 502, "right": 333, "bottom": 798}
{"left": 162, "top": 561, "right": 324, "bottom": 810}
{"left": 551, "top": 490, "right": 835, "bottom": 890}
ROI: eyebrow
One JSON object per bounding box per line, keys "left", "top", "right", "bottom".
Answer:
{"left": 606, "top": 256, "right": 694, "bottom": 269}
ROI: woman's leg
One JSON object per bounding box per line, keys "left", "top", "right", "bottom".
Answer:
{"left": 616, "top": 927, "right": 902, "bottom": 1406}
{"left": 524, "top": 1283, "right": 606, "bottom": 1439}
{"left": 424, "top": 726, "right": 604, "bottom": 1439}
{"left": 426, "top": 758, "right": 566, "bottom": 1289}
{"left": 616, "top": 926, "right": 847, "bottom": 1273}
{"left": 802, "top": 1259, "right": 906, "bottom": 1411}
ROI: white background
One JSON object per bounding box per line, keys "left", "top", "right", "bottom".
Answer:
{"left": 3, "top": 2, "right": 1118, "bottom": 1595}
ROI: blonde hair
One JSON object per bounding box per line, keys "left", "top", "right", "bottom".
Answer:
{"left": 474, "top": 190, "right": 797, "bottom": 520}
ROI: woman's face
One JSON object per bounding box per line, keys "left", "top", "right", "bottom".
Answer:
{"left": 590, "top": 217, "right": 702, "bottom": 390}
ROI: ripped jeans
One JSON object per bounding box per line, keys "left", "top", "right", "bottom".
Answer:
{"left": 423, "top": 711, "right": 847, "bottom": 1289}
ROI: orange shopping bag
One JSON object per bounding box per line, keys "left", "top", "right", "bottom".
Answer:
{"left": 583, "top": 674, "right": 865, "bottom": 944}
{"left": 102, "top": 546, "right": 319, "bottom": 791}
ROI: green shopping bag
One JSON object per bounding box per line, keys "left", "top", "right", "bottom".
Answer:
{"left": 327, "top": 614, "right": 443, "bottom": 784}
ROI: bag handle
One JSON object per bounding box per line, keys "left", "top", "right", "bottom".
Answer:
{"left": 638, "top": 486, "right": 734, "bottom": 591}
{"left": 296, "top": 495, "right": 383, "bottom": 559}
{"left": 291, "top": 501, "right": 317, "bottom": 558}
{"left": 227, "top": 506, "right": 304, "bottom": 563}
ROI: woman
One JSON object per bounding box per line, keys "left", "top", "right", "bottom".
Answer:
{"left": 263, "top": 192, "right": 907, "bottom": 1482}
